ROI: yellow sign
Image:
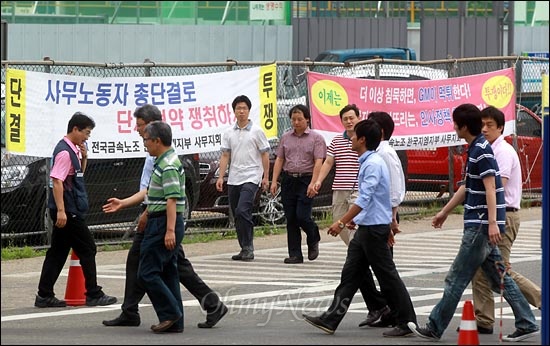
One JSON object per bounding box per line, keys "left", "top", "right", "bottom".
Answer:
{"left": 6, "top": 69, "right": 27, "bottom": 153}
{"left": 259, "top": 64, "right": 277, "bottom": 139}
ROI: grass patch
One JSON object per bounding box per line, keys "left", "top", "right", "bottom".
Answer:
{"left": 1, "top": 246, "right": 47, "bottom": 261}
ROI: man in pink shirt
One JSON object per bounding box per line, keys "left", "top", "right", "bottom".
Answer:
{"left": 270, "top": 104, "right": 326, "bottom": 264}
{"left": 35, "top": 112, "right": 117, "bottom": 308}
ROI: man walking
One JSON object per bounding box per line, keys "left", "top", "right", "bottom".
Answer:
{"left": 408, "top": 103, "right": 539, "bottom": 342}
{"left": 36, "top": 112, "right": 117, "bottom": 308}
{"left": 216, "top": 95, "right": 270, "bottom": 261}
{"left": 102, "top": 104, "right": 227, "bottom": 329}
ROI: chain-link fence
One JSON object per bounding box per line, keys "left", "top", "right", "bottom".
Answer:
{"left": 1, "top": 56, "right": 546, "bottom": 248}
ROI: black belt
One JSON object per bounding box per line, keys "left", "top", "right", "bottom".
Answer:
{"left": 284, "top": 171, "right": 312, "bottom": 178}
{"left": 505, "top": 207, "right": 518, "bottom": 212}
{"left": 148, "top": 211, "right": 165, "bottom": 218}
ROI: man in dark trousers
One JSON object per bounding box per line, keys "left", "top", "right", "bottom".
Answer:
{"left": 36, "top": 111, "right": 117, "bottom": 308}
{"left": 101, "top": 104, "right": 227, "bottom": 328}
{"left": 302, "top": 119, "right": 417, "bottom": 338}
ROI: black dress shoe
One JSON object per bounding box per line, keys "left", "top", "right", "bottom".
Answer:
{"left": 308, "top": 242, "right": 319, "bottom": 261}
{"left": 302, "top": 314, "right": 336, "bottom": 335}
{"left": 232, "top": 251, "right": 254, "bottom": 261}
{"left": 198, "top": 304, "right": 228, "bottom": 328}
{"left": 102, "top": 314, "right": 140, "bottom": 327}
{"left": 358, "top": 305, "right": 390, "bottom": 327}
{"left": 284, "top": 256, "right": 304, "bottom": 264}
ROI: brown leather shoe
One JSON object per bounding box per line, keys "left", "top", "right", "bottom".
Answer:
{"left": 151, "top": 318, "right": 180, "bottom": 333}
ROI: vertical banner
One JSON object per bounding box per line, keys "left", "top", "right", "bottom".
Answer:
{"left": 259, "top": 63, "right": 277, "bottom": 139}
{"left": 6, "top": 69, "right": 26, "bottom": 153}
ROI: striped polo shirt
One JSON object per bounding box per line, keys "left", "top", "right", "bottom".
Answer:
{"left": 147, "top": 147, "right": 186, "bottom": 215}
{"left": 463, "top": 134, "right": 505, "bottom": 233}
{"left": 326, "top": 132, "right": 359, "bottom": 190}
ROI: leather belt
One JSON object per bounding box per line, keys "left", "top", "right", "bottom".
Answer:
{"left": 505, "top": 207, "right": 518, "bottom": 212}
{"left": 284, "top": 171, "right": 312, "bottom": 178}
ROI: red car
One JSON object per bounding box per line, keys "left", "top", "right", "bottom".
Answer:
{"left": 405, "top": 104, "right": 543, "bottom": 195}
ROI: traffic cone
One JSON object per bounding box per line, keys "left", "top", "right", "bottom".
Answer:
{"left": 457, "top": 300, "right": 479, "bottom": 345}
{"left": 64, "top": 250, "right": 86, "bottom": 306}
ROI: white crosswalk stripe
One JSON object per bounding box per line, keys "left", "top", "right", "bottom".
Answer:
{"left": 181, "top": 220, "right": 542, "bottom": 320}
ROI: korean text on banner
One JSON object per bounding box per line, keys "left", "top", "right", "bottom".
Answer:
{"left": 308, "top": 68, "right": 516, "bottom": 150}
{"left": 6, "top": 69, "right": 27, "bottom": 154}
{"left": 259, "top": 63, "right": 277, "bottom": 139}
{"left": 5, "top": 65, "right": 275, "bottom": 159}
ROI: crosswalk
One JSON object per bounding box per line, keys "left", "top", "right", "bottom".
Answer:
{"left": 176, "top": 219, "right": 542, "bottom": 320}
{"left": 2, "top": 220, "right": 540, "bottom": 325}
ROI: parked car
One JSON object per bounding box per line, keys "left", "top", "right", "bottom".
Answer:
{"left": 0, "top": 145, "right": 201, "bottom": 245}
{"left": 406, "top": 103, "right": 543, "bottom": 194}
{"left": 195, "top": 139, "right": 335, "bottom": 225}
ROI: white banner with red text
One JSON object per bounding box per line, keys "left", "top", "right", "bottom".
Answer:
{"left": 6, "top": 65, "right": 277, "bottom": 158}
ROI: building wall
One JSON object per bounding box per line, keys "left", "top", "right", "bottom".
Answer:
{"left": 5, "top": 24, "right": 293, "bottom": 63}
{"left": 2, "top": 23, "right": 548, "bottom": 63}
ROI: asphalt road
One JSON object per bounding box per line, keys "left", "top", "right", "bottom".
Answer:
{"left": 1, "top": 207, "right": 543, "bottom": 345}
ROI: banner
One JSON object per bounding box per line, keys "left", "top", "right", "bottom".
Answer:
{"left": 308, "top": 68, "right": 517, "bottom": 149}
{"left": 5, "top": 65, "right": 277, "bottom": 158}
{"left": 250, "top": 1, "right": 286, "bottom": 20}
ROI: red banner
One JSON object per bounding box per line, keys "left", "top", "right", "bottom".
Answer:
{"left": 307, "top": 68, "right": 516, "bottom": 149}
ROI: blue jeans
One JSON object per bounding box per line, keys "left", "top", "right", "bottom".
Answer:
{"left": 427, "top": 226, "right": 539, "bottom": 337}
{"left": 138, "top": 214, "right": 185, "bottom": 329}
{"left": 228, "top": 182, "right": 259, "bottom": 252}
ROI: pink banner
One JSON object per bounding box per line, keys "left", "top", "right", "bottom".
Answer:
{"left": 307, "top": 68, "right": 516, "bottom": 149}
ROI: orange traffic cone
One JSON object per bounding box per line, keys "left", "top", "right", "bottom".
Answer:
{"left": 64, "top": 250, "right": 86, "bottom": 306}
{"left": 457, "top": 300, "right": 479, "bottom": 345}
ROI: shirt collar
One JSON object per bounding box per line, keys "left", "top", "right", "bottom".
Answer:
{"left": 233, "top": 119, "right": 253, "bottom": 131}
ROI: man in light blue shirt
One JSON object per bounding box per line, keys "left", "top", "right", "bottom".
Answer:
{"left": 302, "top": 119, "right": 416, "bottom": 338}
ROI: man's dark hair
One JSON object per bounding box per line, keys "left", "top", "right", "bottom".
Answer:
{"left": 144, "top": 121, "right": 172, "bottom": 146}
{"left": 67, "top": 111, "right": 95, "bottom": 134}
{"left": 339, "top": 104, "right": 360, "bottom": 119}
{"left": 355, "top": 119, "right": 382, "bottom": 151}
{"left": 452, "top": 103, "right": 482, "bottom": 136}
{"left": 134, "top": 104, "right": 162, "bottom": 124}
{"left": 481, "top": 105, "right": 505, "bottom": 135}
{"left": 232, "top": 95, "right": 252, "bottom": 111}
{"left": 367, "top": 111, "right": 394, "bottom": 140}
{"left": 289, "top": 104, "right": 311, "bottom": 120}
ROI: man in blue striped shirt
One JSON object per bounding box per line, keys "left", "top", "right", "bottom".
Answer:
{"left": 408, "top": 103, "right": 539, "bottom": 342}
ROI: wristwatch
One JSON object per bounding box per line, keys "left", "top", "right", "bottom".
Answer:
{"left": 338, "top": 220, "right": 345, "bottom": 229}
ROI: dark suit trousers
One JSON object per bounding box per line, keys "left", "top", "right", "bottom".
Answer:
{"left": 121, "top": 232, "right": 221, "bottom": 320}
